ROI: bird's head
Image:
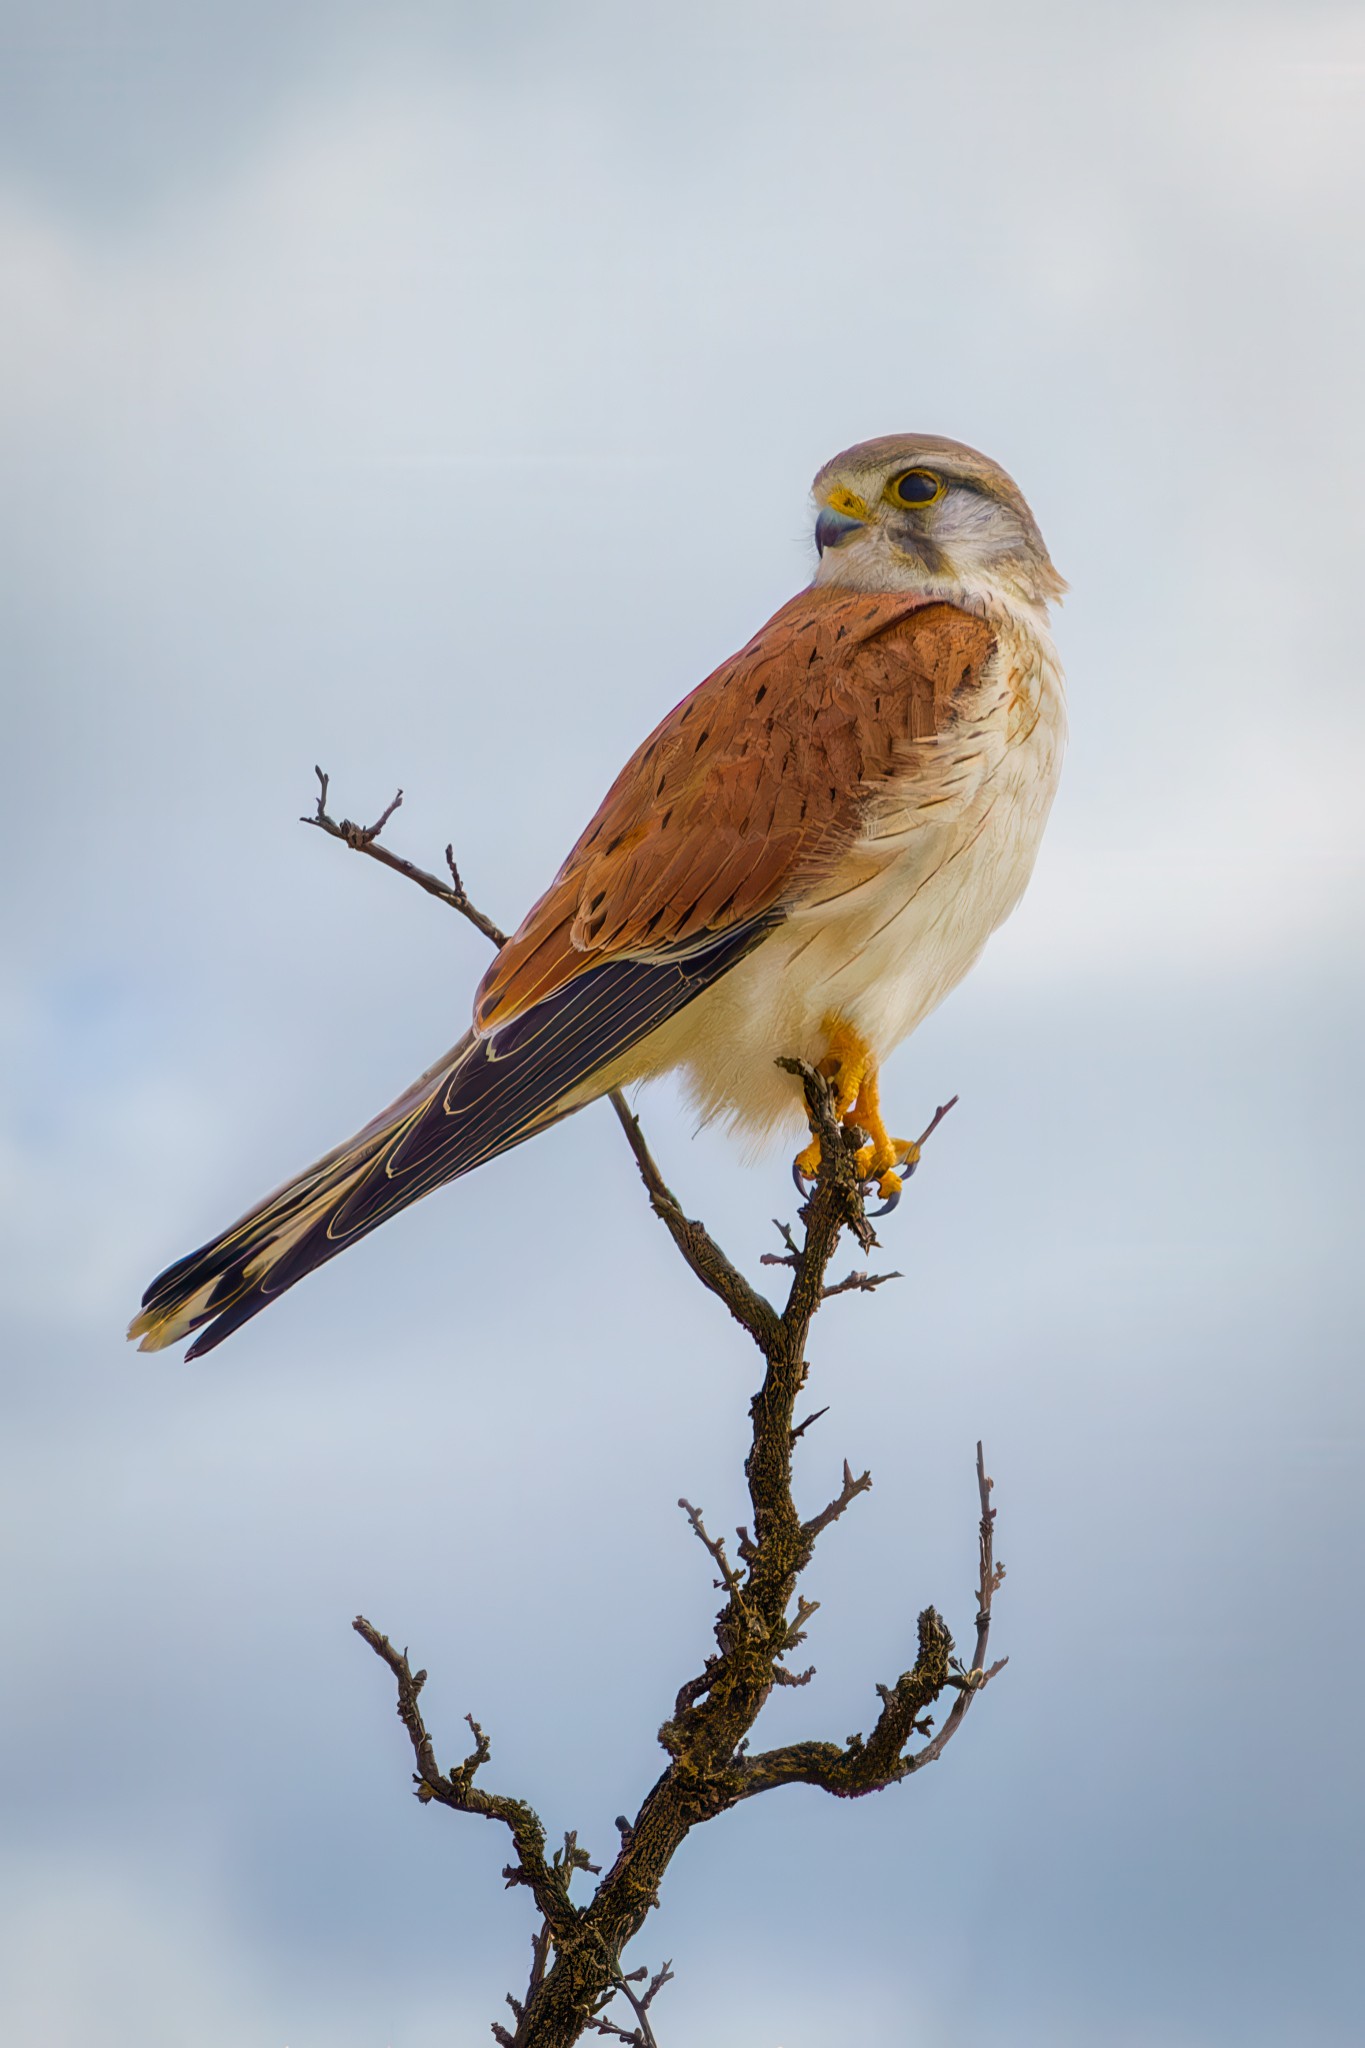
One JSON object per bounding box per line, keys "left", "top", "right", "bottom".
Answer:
{"left": 810, "top": 434, "right": 1066, "bottom": 613}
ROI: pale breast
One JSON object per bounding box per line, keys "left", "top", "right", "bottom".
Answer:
{"left": 660, "top": 612, "right": 1067, "bottom": 1140}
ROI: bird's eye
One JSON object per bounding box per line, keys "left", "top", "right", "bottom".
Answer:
{"left": 887, "top": 469, "right": 944, "bottom": 508}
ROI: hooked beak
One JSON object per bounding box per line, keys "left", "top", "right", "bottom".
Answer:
{"left": 814, "top": 506, "right": 866, "bottom": 555}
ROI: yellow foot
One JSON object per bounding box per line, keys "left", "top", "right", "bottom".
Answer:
{"left": 818, "top": 1019, "right": 870, "bottom": 1120}
{"left": 789, "top": 1022, "right": 952, "bottom": 1212}
{"left": 791, "top": 1018, "right": 898, "bottom": 1194}
{"left": 793, "top": 1135, "right": 823, "bottom": 1183}
{"left": 845, "top": 1056, "right": 919, "bottom": 1202}
{"left": 852, "top": 1137, "right": 921, "bottom": 1203}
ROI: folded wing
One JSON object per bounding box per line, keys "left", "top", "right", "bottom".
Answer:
{"left": 131, "top": 588, "right": 994, "bottom": 1357}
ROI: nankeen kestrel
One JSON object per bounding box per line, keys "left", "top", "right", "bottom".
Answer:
{"left": 130, "top": 435, "right": 1066, "bottom": 1358}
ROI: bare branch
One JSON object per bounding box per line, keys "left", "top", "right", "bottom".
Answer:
{"left": 606, "top": 1093, "right": 782, "bottom": 1351}
{"left": 304, "top": 767, "right": 510, "bottom": 941}
{"left": 802, "top": 1459, "right": 874, "bottom": 1543}
{"left": 914, "top": 1095, "right": 960, "bottom": 1149}
{"left": 350, "top": 1615, "right": 443, "bottom": 1794}
{"left": 325, "top": 768, "right": 1001, "bottom": 2046}
{"left": 441, "top": 842, "right": 511, "bottom": 949}
{"left": 906, "top": 1441, "right": 1008, "bottom": 1769}
{"left": 772, "top": 1663, "right": 816, "bottom": 1687}
{"left": 739, "top": 1604, "right": 954, "bottom": 1799}
{"left": 760, "top": 1218, "right": 802, "bottom": 1270}
{"left": 677, "top": 1497, "right": 744, "bottom": 1597}
{"left": 618, "top": 1959, "right": 674, "bottom": 2046}
{"left": 588, "top": 1957, "right": 674, "bottom": 2047}
{"left": 790, "top": 1405, "right": 829, "bottom": 1442}
{"left": 351, "top": 1616, "right": 576, "bottom": 1941}
{"left": 820, "top": 1267, "right": 902, "bottom": 1301}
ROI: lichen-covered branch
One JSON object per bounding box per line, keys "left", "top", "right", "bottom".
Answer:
{"left": 318, "top": 777, "right": 1004, "bottom": 2047}
{"left": 350, "top": 1619, "right": 581, "bottom": 1944}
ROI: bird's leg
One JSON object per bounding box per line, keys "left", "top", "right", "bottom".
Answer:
{"left": 844, "top": 1062, "right": 921, "bottom": 1209}
{"left": 792, "top": 1019, "right": 872, "bottom": 1187}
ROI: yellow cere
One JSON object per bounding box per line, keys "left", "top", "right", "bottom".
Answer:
{"left": 824, "top": 486, "right": 872, "bottom": 522}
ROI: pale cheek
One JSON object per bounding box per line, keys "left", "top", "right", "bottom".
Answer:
{"left": 936, "top": 500, "right": 1015, "bottom": 564}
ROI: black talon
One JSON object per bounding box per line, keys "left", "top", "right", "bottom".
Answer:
{"left": 793, "top": 1159, "right": 815, "bottom": 1195}
{"left": 868, "top": 1151, "right": 918, "bottom": 1216}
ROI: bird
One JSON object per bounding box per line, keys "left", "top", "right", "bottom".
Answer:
{"left": 129, "top": 433, "right": 1066, "bottom": 1359}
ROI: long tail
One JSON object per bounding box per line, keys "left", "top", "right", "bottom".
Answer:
{"left": 129, "top": 918, "right": 771, "bottom": 1360}
{"left": 129, "top": 1034, "right": 490, "bottom": 1359}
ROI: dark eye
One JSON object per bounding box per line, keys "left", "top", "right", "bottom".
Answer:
{"left": 888, "top": 469, "right": 944, "bottom": 507}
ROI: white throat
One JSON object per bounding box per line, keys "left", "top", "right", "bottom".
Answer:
{"left": 812, "top": 526, "right": 1055, "bottom": 640}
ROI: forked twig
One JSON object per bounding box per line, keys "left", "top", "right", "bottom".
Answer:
{"left": 304, "top": 767, "right": 509, "bottom": 941}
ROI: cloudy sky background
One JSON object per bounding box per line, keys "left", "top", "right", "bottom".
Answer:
{"left": 2, "top": 3, "right": 1363, "bottom": 2043}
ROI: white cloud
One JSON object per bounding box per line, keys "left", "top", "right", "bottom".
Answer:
{"left": 1, "top": 9, "right": 1361, "bottom": 2047}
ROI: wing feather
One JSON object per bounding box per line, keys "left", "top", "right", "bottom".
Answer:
{"left": 475, "top": 589, "right": 996, "bottom": 1031}
{"left": 131, "top": 588, "right": 997, "bottom": 1358}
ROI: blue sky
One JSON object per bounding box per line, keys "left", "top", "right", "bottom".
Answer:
{"left": 1, "top": 3, "right": 1362, "bottom": 2042}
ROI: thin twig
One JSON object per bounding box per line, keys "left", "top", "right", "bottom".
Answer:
{"left": 772, "top": 1219, "right": 801, "bottom": 1257}
{"left": 622, "top": 1959, "right": 674, "bottom": 2046}
{"left": 790, "top": 1405, "right": 829, "bottom": 1442}
{"left": 678, "top": 1498, "right": 743, "bottom": 1598}
{"left": 802, "top": 1459, "right": 874, "bottom": 1543}
{"left": 350, "top": 1616, "right": 577, "bottom": 1941}
{"left": 305, "top": 773, "right": 779, "bottom": 1349}
{"left": 606, "top": 1092, "right": 782, "bottom": 1349}
{"left": 588, "top": 1957, "right": 674, "bottom": 2047}
{"left": 304, "top": 767, "right": 510, "bottom": 940}
{"left": 820, "top": 1268, "right": 903, "bottom": 1301}
{"left": 906, "top": 1441, "right": 1007, "bottom": 1769}
{"left": 914, "top": 1096, "right": 960, "bottom": 1148}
